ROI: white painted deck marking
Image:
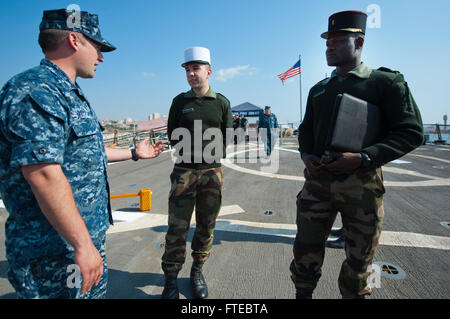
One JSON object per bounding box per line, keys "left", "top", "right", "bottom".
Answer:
{"left": 109, "top": 204, "right": 244, "bottom": 230}
{"left": 216, "top": 204, "right": 245, "bottom": 216}
{"left": 391, "top": 159, "right": 411, "bottom": 164}
{"left": 107, "top": 212, "right": 450, "bottom": 251}
{"left": 408, "top": 153, "right": 450, "bottom": 164}
{"left": 222, "top": 147, "right": 450, "bottom": 187}
{"left": 112, "top": 211, "right": 147, "bottom": 223}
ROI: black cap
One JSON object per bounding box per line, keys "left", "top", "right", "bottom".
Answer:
{"left": 40, "top": 9, "right": 116, "bottom": 52}
{"left": 321, "top": 10, "right": 367, "bottom": 39}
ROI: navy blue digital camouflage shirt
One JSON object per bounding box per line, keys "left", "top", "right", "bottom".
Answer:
{"left": 0, "top": 59, "right": 112, "bottom": 265}
{"left": 258, "top": 113, "right": 279, "bottom": 130}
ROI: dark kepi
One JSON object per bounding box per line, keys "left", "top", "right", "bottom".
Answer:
{"left": 321, "top": 10, "right": 368, "bottom": 39}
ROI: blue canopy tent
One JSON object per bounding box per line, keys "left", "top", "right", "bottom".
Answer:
{"left": 231, "top": 102, "right": 263, "bottom": 117}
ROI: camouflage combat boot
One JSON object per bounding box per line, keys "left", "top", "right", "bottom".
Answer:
{"left": 190, "top": 261, "right": 208, "bottom": 299}
{"left": 161, "top": 274, "right": 179, "bottom": 299}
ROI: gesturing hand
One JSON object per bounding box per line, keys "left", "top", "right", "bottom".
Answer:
{"left": 136, "top": 138, "right": 167, "bottom": 159}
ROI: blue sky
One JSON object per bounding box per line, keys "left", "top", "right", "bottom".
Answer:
{"left": 1, "top": 0, "right": 449, "bottom": 125}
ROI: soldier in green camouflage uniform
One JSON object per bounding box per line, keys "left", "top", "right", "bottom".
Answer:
{"left": 161, "top": 47, "right": 232, "bottom": 299}
{"left": 0, "top": 9, "right": 164, "bottom": 299}
{"left": 290, "top": 11, "right": 423, "bottom": 299}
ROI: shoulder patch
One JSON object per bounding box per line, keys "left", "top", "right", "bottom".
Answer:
{"left": 377, "top": 67, "right": 399, "bottom": 74}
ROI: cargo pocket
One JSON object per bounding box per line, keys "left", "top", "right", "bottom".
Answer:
{"left": 363, "top": 168, "right": 385, "bottom": 197}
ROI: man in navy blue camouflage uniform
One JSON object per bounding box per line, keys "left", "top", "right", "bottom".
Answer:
{"left": 0, "top": 8, "right": 165, "bottom": 299}
{"left": 258, "top": 106, "right": 279, "bottom": 156}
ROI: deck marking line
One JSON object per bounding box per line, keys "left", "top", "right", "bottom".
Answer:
{"left": 222, "top": 148, "right": 450, "bottom": 187}
{"left": 107, "top": 213, "right": 450, "bottom": 250}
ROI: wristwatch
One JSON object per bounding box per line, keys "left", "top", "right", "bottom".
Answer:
{"left": 131, "top": 148, "right": 139, "bottom": 161}
{"left": 360, "top": 152, "right": 372, "bottom": 168}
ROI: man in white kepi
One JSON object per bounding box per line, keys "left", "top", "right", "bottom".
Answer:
{"left": 161, "top": 46, "right": 232, "bottom": 299}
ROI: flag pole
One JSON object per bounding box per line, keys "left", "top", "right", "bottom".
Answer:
{"left": 299, "top": 54, "right": 303, "bottom": 123}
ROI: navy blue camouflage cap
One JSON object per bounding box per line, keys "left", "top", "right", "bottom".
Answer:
{"left": 40, "top": 9, "right": 116, "bottom": 52}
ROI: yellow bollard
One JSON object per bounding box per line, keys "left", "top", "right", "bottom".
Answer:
{"left": 139, "top": 189, "right": 151, "bottom": 211}
{"left": 110, "top": 188, "right": 151, "bottom": 211}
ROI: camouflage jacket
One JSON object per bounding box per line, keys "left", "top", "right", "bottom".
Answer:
{"left": 0, "top": 59, "right": 112, "bottom": 264}
{"left": 298, "top": 63, "right": 423, "bottom": 166}
{"left": 258, "top": 113, "right": 279, "bottom": 130}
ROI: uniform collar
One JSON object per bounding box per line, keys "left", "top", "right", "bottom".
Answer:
{"left": 184, "top": 87, "right": 217, "bottom": 99}
{"left": 40, "top": 59, "right": 85, "bottom": 95}
{"left": 329, "top": 62, "right": 372, "bottom": 81}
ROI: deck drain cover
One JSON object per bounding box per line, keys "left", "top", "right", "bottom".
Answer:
{"left": 372, "top": 262, "right": 406, "bottom": 280}
{"left": 260, "top": 210, "right": 277, "bottom": 217}
{"left": 440, "top": 221, "right": 450, "bottom": 229}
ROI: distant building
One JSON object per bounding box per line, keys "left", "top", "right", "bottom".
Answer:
{"left": 125, "top": 117, "right": 133, "bottom": 124}
{"left": 148, "top": 113, "right": 161, "bottom": 120}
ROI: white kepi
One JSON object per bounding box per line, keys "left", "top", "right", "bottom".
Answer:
{"left": 182, "top": 46, "right": 211, "bottom": 67}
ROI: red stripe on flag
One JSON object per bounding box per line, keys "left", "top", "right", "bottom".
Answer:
{"left": 278, "top": 67, "right": 301, "bottom": 84}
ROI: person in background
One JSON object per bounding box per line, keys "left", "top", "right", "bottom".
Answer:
{"left": 233, "top": 114, "right": 241, "bottom": 144}
{"left": 240, "top": 114, "right": 249, "bottom": 143}
{"left": 258, "top": 106, "right": 279, "bottom": 156}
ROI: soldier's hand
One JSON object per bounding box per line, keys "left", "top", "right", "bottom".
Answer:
{"left": 301, "top": 153, "right": 324, "bottom": 174}
{"left": 323, "top": 150, "right": 362, "bottom": 173}
{"left": 74, "top": 243, "right": 104, "bottom": 294}
{"left": 136, "top": 138, "right": 167, "bottom": 159}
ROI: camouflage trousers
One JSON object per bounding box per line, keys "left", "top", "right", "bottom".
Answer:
{"left": 290, "top": 167, "right": 385, "bottom": 298}
{"left": 7, "top": 239, "right": 107, "bottom": 299}
{"left": 162, "top": 166, "right": 223, "bottom": 275}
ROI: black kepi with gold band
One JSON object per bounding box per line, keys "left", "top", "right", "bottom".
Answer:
{"left": 321, "top": 10, "right": 367, "bottom": 39}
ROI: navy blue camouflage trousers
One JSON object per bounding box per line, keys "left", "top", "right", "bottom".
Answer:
{"left": 7, "top": 239, "right": 107, "bottom": 299}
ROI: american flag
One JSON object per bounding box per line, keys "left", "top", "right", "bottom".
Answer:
{"left": 278, "top": 60, "right": 301, "bottom": 85}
